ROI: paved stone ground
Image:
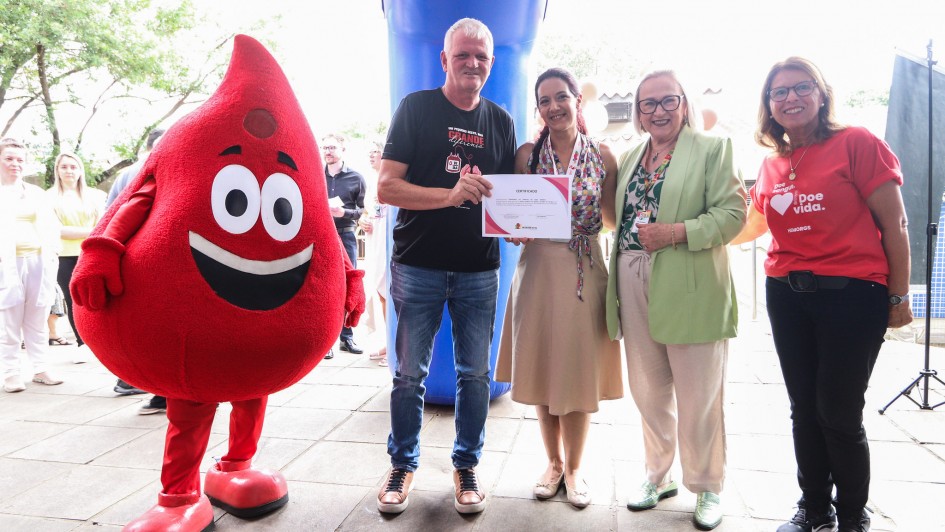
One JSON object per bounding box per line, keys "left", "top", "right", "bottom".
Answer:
{"left": 1, "top": 245, "right": 943, "bottom": 531}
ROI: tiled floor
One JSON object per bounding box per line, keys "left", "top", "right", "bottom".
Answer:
{"left": 1, "top": 246, "right": 944, "bottom": 531}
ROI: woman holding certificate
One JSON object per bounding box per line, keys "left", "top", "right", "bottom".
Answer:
{"left": 604, "top": 70, "right": 745, "bottom": 530}
{"left": 496, "top": 67, "right": 623, "bottom": 509}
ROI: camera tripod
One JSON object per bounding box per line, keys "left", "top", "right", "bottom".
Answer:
{"left": 880, "top": 40, "right": 945, "bottom": 414}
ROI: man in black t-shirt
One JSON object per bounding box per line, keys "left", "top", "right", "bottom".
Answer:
{"left": 375, "top": 17, "right": 516, "bottom": 517}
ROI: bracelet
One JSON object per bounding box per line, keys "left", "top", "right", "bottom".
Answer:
{"left": 671, "top": 224, "right": 677, "bottom": 250}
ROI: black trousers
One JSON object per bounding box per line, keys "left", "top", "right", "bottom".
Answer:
{"left": 765, "top": 277, "right": 887, "bottom": 520}
{"left": 338, "top": 230, "right": 358, "bottom": 342}
{"left": 57, "top": 256, "right": 83, "bottom": 346}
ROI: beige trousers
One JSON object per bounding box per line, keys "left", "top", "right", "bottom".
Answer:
{"left": 617, "top": 251, "right": 727, "bottom": 494}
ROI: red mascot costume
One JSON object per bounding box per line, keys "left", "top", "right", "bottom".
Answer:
{"left": 70, "top": 35, "right": 364, "bottom": 531}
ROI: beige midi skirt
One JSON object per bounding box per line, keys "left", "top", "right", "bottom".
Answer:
{"left": 495, "top": 237, "right": 623, "bottom": 415}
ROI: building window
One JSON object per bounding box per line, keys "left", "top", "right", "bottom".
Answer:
{"left": 605, "top": 102, "right": 632, "bottom": 122}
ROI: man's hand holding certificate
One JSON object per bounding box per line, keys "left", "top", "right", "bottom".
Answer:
{"left": 481, "top": 174, "right": 573, "bottom": 239}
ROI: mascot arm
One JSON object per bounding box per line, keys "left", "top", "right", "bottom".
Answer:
{"left": 103, "top": 178, "right": 157, "bottom": 242}
{"left": 70, "top": 178, "right": 156, "bottom": 310}
{"left": 343, "top": 252, "right": 365, "bottom": 328}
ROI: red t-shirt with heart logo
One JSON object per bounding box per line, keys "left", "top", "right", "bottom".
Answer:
{"left": 749, "top": 126, "right": 902, "bottom": 285}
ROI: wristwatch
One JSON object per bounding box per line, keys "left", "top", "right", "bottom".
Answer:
{"left": 889, "top": 293, "right": 909, "bottom": 305}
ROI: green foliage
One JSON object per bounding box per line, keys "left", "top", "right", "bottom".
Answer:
{"left": 341, "top": 120, "right": 389, "bottom": 142}
{"left": 0, "top": 0, "right": 270, "bottom": 185}
{"left": 846, "top": 89, "right": 890, "bottom": 108}
{"left": 532, "top": 28, "right": 648, "bottom": 90}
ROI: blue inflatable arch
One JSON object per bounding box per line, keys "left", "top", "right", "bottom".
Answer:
{"left": 382, "top": 0, "right": 547, "bottom": 404}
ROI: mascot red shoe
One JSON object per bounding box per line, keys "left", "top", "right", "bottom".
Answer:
{"left": 70, "top": 35, "right": 364, "bottom": 531}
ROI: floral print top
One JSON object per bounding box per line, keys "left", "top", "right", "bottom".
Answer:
{"left": 528, "top": 133, "right": 608, "bottom": 299}
{"left": 617, "top": 151, "right": 673, "bottom": 251}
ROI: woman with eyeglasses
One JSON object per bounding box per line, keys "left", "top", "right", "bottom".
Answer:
{"left": 359, "top": 140, "right": 390, "bottom": 367}
{"left": 604, "top": 70, "right": 746, "bottom": 530}
{"left": 732, "top": 57, "right": 911, "bottom": 532}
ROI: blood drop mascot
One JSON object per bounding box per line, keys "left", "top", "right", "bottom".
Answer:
{"left": 71, "top": 35, "right": 364, "bottom": 531}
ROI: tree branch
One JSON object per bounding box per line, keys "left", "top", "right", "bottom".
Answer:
{"left": 75, "top": 79, "right": 119, "bottom": 152}
{"left": 36, "top": 43, "right": 60, "bottom": 185}
{"left": 0, "top": 49, "right": 38, "bottom": 113}
{"left": 36, "top": 45, "right": 58, "bottom": 142}
{"left": 1, "top": 94, "right": 39, "bottom": 137}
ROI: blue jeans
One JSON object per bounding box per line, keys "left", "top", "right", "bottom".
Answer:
{"left": 387, "top": 261, "right": 499, "bottom": 471}
{"left": 338, "top": 230, "right": 358, "bottom": 341}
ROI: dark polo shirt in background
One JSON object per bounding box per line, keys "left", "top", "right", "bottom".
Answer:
{"left": 325, "top": 162, "right": 366, "bottom": 231}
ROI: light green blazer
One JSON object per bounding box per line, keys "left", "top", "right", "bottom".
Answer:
{"left": 605, "top": 126, "right": 747, "bottom": 344}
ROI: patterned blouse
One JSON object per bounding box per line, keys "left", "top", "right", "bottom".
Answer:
{"left": 527, "top": 133, "right": 607, "bottom": 299}
{"left": 617, "top": 151, "right": 674, "bottom": 251}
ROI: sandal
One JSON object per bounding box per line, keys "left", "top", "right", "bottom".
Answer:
{"left": 32, "top": 372, "right": 63, "bottom": 385}
{"left": 378, "top": 358, "right": 388, "bottom": 367}
{"left": 49, "top": 337, "right": 73, "bottom": 346}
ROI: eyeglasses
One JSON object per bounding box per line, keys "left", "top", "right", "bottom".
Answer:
{"left": 637, "top": 95, "right": 684, "bottom": 115}
{"left": 767, "top": 80, "right": 816, "bottom": 102}
{"left": 321, "top": 145, "right": 339, "bottom": 152}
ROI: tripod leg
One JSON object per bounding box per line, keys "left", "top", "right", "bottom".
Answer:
{"left": 878, "top": 374, "right": 924, "bottom": 414}
{"left": 920, "top": 373, "right": 945, "bottom": 410}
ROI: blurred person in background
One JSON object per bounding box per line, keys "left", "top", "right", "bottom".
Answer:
{"left": 359, "top": 140, "right": 390, "bottom": 366}
{"left": 106, "top": 128, "right": 165, "bottom": 207}
{"left": 47, "top": 151, "right": 106, "bottom": 363}
{"left": 1, "top": 138, "right": 63, "bottom": 392}
{"left": 322, "top": 132, "right": 366, "bottom": 357}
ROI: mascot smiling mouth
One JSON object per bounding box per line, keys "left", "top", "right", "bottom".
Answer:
{"left": 189, "top": 231, "right": 312, "bottom": 311}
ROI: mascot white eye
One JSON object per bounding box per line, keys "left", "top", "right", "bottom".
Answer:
{"left": 260, "top": 173, "right": 303, "bottom": 241}
{"left": 211, "top": 164, "right": 261, "bottom": 234}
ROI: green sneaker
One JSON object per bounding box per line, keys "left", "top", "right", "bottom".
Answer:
{"left": 626, "top": 479, "right": 678, "bottom": 511}
{"left": 694, "top": 492, "right": 723, "bottom": 530}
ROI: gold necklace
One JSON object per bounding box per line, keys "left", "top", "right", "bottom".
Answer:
{"left": 788, "top": 146, "right": 810, "bottom": 181}
{"left": 648, "top": 139, "right": 676, "bottom": 164}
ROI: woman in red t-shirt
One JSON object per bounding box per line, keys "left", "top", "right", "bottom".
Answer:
{"left": 733, "top": 57, "right": 913, "bottom": 532}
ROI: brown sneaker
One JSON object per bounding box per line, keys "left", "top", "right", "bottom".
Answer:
{"left": 453, "top": 468, "right": 486, "bottom": 514}
{"left": 377, "top": 468, "right": 413, "bottom": 514}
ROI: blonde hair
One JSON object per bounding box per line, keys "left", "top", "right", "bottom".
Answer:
{"left": 632, "top": 70, "right": 703, "bottom": 135}
{"left": 321, "top": 132, "right": 346, "bottom": 148}
{"left": 53, "top": 152, "right": 86, "bottom": 198}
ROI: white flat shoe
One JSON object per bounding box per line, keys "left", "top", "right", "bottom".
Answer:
{"left": 4, "top": 375, "right": 26, "bottom": 393}
{"left": 565, "top": 478, "right": 591, "bottom": 508}
{"left": 534, "top": 471, "right": 564, "bottom": 499}
{"left": 32, "top": 372, "right": 63, "bottom": 385}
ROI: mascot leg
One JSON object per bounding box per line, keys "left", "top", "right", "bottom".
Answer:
{"left": 123, "top": 398, "right": 216, "bottom": 532}
{"left": 204, "top": 396, "right": 289, "bottom": 518}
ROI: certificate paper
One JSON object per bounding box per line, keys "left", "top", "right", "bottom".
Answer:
{"left": 482, "top": 174, "right": 572, "bottom": 239}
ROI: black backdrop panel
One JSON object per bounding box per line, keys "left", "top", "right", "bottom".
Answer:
{"left": 884, "top": 52, "right": 945, "bottom": 284}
